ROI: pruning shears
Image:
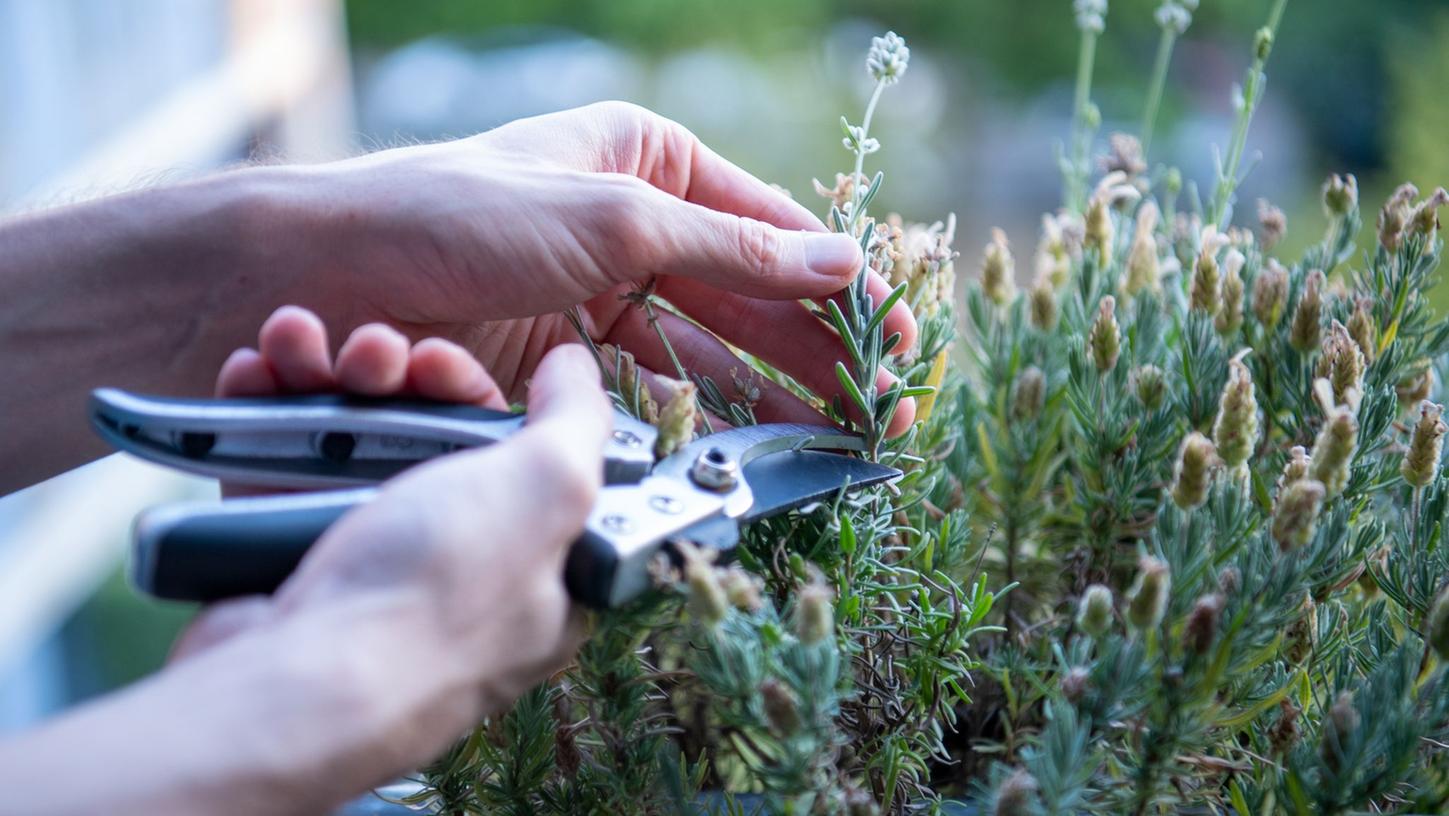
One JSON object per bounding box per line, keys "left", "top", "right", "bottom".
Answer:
{"left": 90, "top": 389, "right": 899, "bottom": 608}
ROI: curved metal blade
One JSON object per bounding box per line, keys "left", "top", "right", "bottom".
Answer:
{"left": 652, "top": 423, "right": 897, "bottom": 520}
{"left": 740, "top": 449, "right": 898, "bottom": 522}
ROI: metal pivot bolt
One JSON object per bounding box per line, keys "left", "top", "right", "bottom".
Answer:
{"left": 690, "top": 447, "right": 739, "bottom": 491}
{"left": 612, "top": 429, "right": 643, "bottom": 448}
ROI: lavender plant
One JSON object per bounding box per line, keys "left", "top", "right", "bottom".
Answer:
{"left": 397, "top": 4, "right": 1449, "bottom": 812}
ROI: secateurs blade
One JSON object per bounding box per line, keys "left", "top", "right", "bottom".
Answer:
{"left": 91, "top": 389, "right": 900, "bottom": 608}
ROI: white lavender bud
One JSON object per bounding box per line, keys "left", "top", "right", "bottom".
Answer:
{"left": 1029, "top": 276, "right": 1058, "bottom": 331}
{"left": 1012, "top": 366, "right": 1047, "bottom": 421}
{"left": 993, "top": 769, "right": 1042, "bottom": 816}
{"left": 1252, "top": 259, "right": 1290, "bottom": 330}
{"left": 1257, "top": 199, "right": 1287, "bottom": 250}
{"left": 1154, "top": 1, "right": 1191, "bottom": 34}
{"left": 654, "top": 379, "right": 698, "bottom": 458}
{"left": 1316, "top": 321, "right": 1365, "bottom": 411}
{"left": 1073, "top": 0, "right": 1107, "bottom": 33}
{"left": 866, "top": 31, "right": 910, "bottom": 85}
{"left": 1379, "top": 183, "right": 1418, "bottom": 253}
{"left": 1124, "top": 201, "right": 1161, "bottom": 297}
{"left": 796, "top": 581, "right": 834, "bottom": 645}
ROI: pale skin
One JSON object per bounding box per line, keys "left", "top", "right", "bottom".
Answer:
{"left": 0, "top": 101, "right": 917, "bottom": 814}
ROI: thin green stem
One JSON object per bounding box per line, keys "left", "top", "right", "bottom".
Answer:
{"left": 1209, "top": 0, "right": 1289, "bottom": 227}
{"left": 641, "top": 297, "right": 714, "bottom": 433}
{"left": 1140, "top": 27, "right": 1177, "bottom": 157}
{"left": 1067, "top": 28, "right": 1100, "bottom": 212}
{"left": 848, "top": 79, "right": 888, "bottom": 236}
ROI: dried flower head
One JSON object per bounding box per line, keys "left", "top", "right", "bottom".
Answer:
{"left": 1218, "top": 565, "right": 1242, "bottom": 596}
{"left": 1100, "top": 132, "right": 1146, "bottom": 178}
{"left": 1289, "top": 269, "right": 1325, "bottom": 353}
{"left": 1084, "top": 196, "right": 1112, "bottom": 260}
{"left": 1184, "top": 593, "right": 1225, "bottom": 656}
{"left": 981, "top": 228, "right": 1016, "bottom": 305}
{"left": 1316, "top": 321, "right": 1365, "bottom": 411}
{"left": 1124, "top": 201, "right": 1161, "bottom": 297}
{"left": 654, "top": 378, "right": 698, "bottom": 458}
{"left": 1077, "top": 583, "right": 1115, "bottom": 637}
{"left": 1127, "top": 556, "right": 1171, "bottom": 631}
{"left": 1309, "top": 389, "right": 1359, "bottom": 498}
{"left": 1320, "top": 691, "right": 1360, "bottom": 775}
{"left": 1132, "top": 364, "right": 1168, "bottom": 411}
{"left": 1073, "top": 0, "right": 1107, "bottom": 33}
{"left": 866, "top": 31, "right": 910, "bottom": 85}
{"left": 1215, "top": 249, "right": 1246, "bottom": 335}
{"left": 796, "top": 580, "right": 835, "bottom": 645}
{"left": 1346, "top": 297, "right": 1377, "bottom": 364}
{"left": 1012, "top": 366, "right": 1047, "bottom": 422}
{"left": 1213, "top": 355, "right": 1260, "bottom": 473}
{"left": 1252, "top": 259, "right": 1290, "bottom": 330}
{"left": 1378, "top": 183, "right": 1419, "bottom": 252}
{"left": 1277, "top": 445, "right": 1312, "bottom": 493}
{"left": 993, "top": 768, "right": 1042, "bottom": 816}
{"left": 1060, "top": 666, "right": 1091, "bottom": 702}
{"left": 1189, "top": 227, "right": 1230, "bottom": 315}
{"left": 1283, "top": 593, "right": 1318, "bottom": 664}
{"left": 760, "top": 677, "right": 802, "bottom": 735}
{"left": 1028, "top": 276, "right": 1058, "bottom": 331}
{"left": 1410, "top": 187, "right": 1449, "bottom": 243}
{"left": 1269, "top": 699, "right": 1302, "bottom": 756}
{"left": 844, "top": 785, "right": 878, "bottom": 816}
{"left": 677, "top": 541, "right": 727, "bottom": 626}
{"left": 1087, "top": 296, "right": 1121, "bottom": 373}
{"left": 719, "top": 567, "right": 764, "bottom": 613}
{"left": 1427, "top": 586, "right": 1449, "bottom": 662}
{"left": 1322, "top": 173, "right": 1358, "bottom": 219}
{"left": 1398, "top": 363, "right": 1435, "bottom": 407}
{"left": 1273, "top": 479, "right": 1325, "bottom": 551}
{"left": 812, "top": 172, "right": 856, "bottom": 211}
{"left": 1257, "top": 199, "right": 1287, "bottom": 250}
{"left": 1402, "top": 401, "right": 1448, "bottom": 488}
{"left": 1035, "top": 213, "right": 1075, "bottom": 288}
{"left": 1171, "top": 431, "right": 1217, "bottom": 510}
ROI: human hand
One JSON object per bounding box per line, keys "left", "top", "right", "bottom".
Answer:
{"left": 281, "top": 101, "right": 917, "bottom": 434}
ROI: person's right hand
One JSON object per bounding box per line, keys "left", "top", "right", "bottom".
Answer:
{"left": 272, "top": 101, "right": 917, "bottom": 435}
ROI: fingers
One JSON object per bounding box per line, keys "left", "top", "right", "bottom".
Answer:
{"left": 407, "top": 338, "right": 509, "bottom": 409}
{"left": 335, "top": 323, "right": 410, "bottom": 395}
{"left": 215, "top": 348, "right": 280, "bottom": 397}
{"left": 621, "top": 185, "right": 864, "bottom": 300}
{"left": 483, "top": 101, "right": 827, "bottom": 233}
{"left": 258, "top": 306, "right": 335, "bottom": 392}
{"left": 655, "top": 279, "right": 917, "bottom": 437}
{"left": 606, "top": 306, "right": 829, "bottom": 428}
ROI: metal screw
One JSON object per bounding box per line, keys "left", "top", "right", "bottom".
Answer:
{"left": 612, "top": 429, "right": 643, "bottom": 448}
{"left": 649, "top": 495, "right": 684, "bottom": 514}
{"left": 690, "top": 447, "right": 739, "bottom": 491}
{"left": 600, "top": 513, "right": 633, "bottom": 533}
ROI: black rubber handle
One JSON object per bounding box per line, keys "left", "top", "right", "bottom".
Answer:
{"left": 133, "top": 489, "right": 628, "bottom": 608}
{"left": 132, "top": 492, "right": 365, "bottom": 602}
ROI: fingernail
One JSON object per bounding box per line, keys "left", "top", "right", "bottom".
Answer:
{"left": 802, "top": 233, "right": 862, "bottom": 278}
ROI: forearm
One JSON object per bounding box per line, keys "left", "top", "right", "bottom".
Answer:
{"left": 0, "top": 169, "right": 334, "bottom": 492}
{"left": 0, "top": 593, "right": 478, "bottom": 816}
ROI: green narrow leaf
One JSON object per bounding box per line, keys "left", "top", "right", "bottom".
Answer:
{"left": 835, "top": 362, "right": 871, "bottom": 415}
{"left": 839, "top": 513, "right": 857, "bottom": 555}
{"left": 901, "top": 385, "right": 936, "bottom": 399}
{"left": 865, "top": 282, "right": 910, "bottom": 337}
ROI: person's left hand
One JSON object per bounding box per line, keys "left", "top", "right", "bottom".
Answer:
{"left": 171, "top": 303, "right": 510, "bottom": 657}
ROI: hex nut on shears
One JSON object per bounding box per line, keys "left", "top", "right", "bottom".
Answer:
{"left": 690, "top": 447, "right": 739, "bottom": 491}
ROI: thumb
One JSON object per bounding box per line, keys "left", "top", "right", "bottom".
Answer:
{"left": 624, "top": 186, "right": 865, "bottom": 299}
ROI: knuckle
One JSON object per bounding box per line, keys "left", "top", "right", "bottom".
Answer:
{"left": 734, "top": 217, "right": 785, "bottom": 278}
